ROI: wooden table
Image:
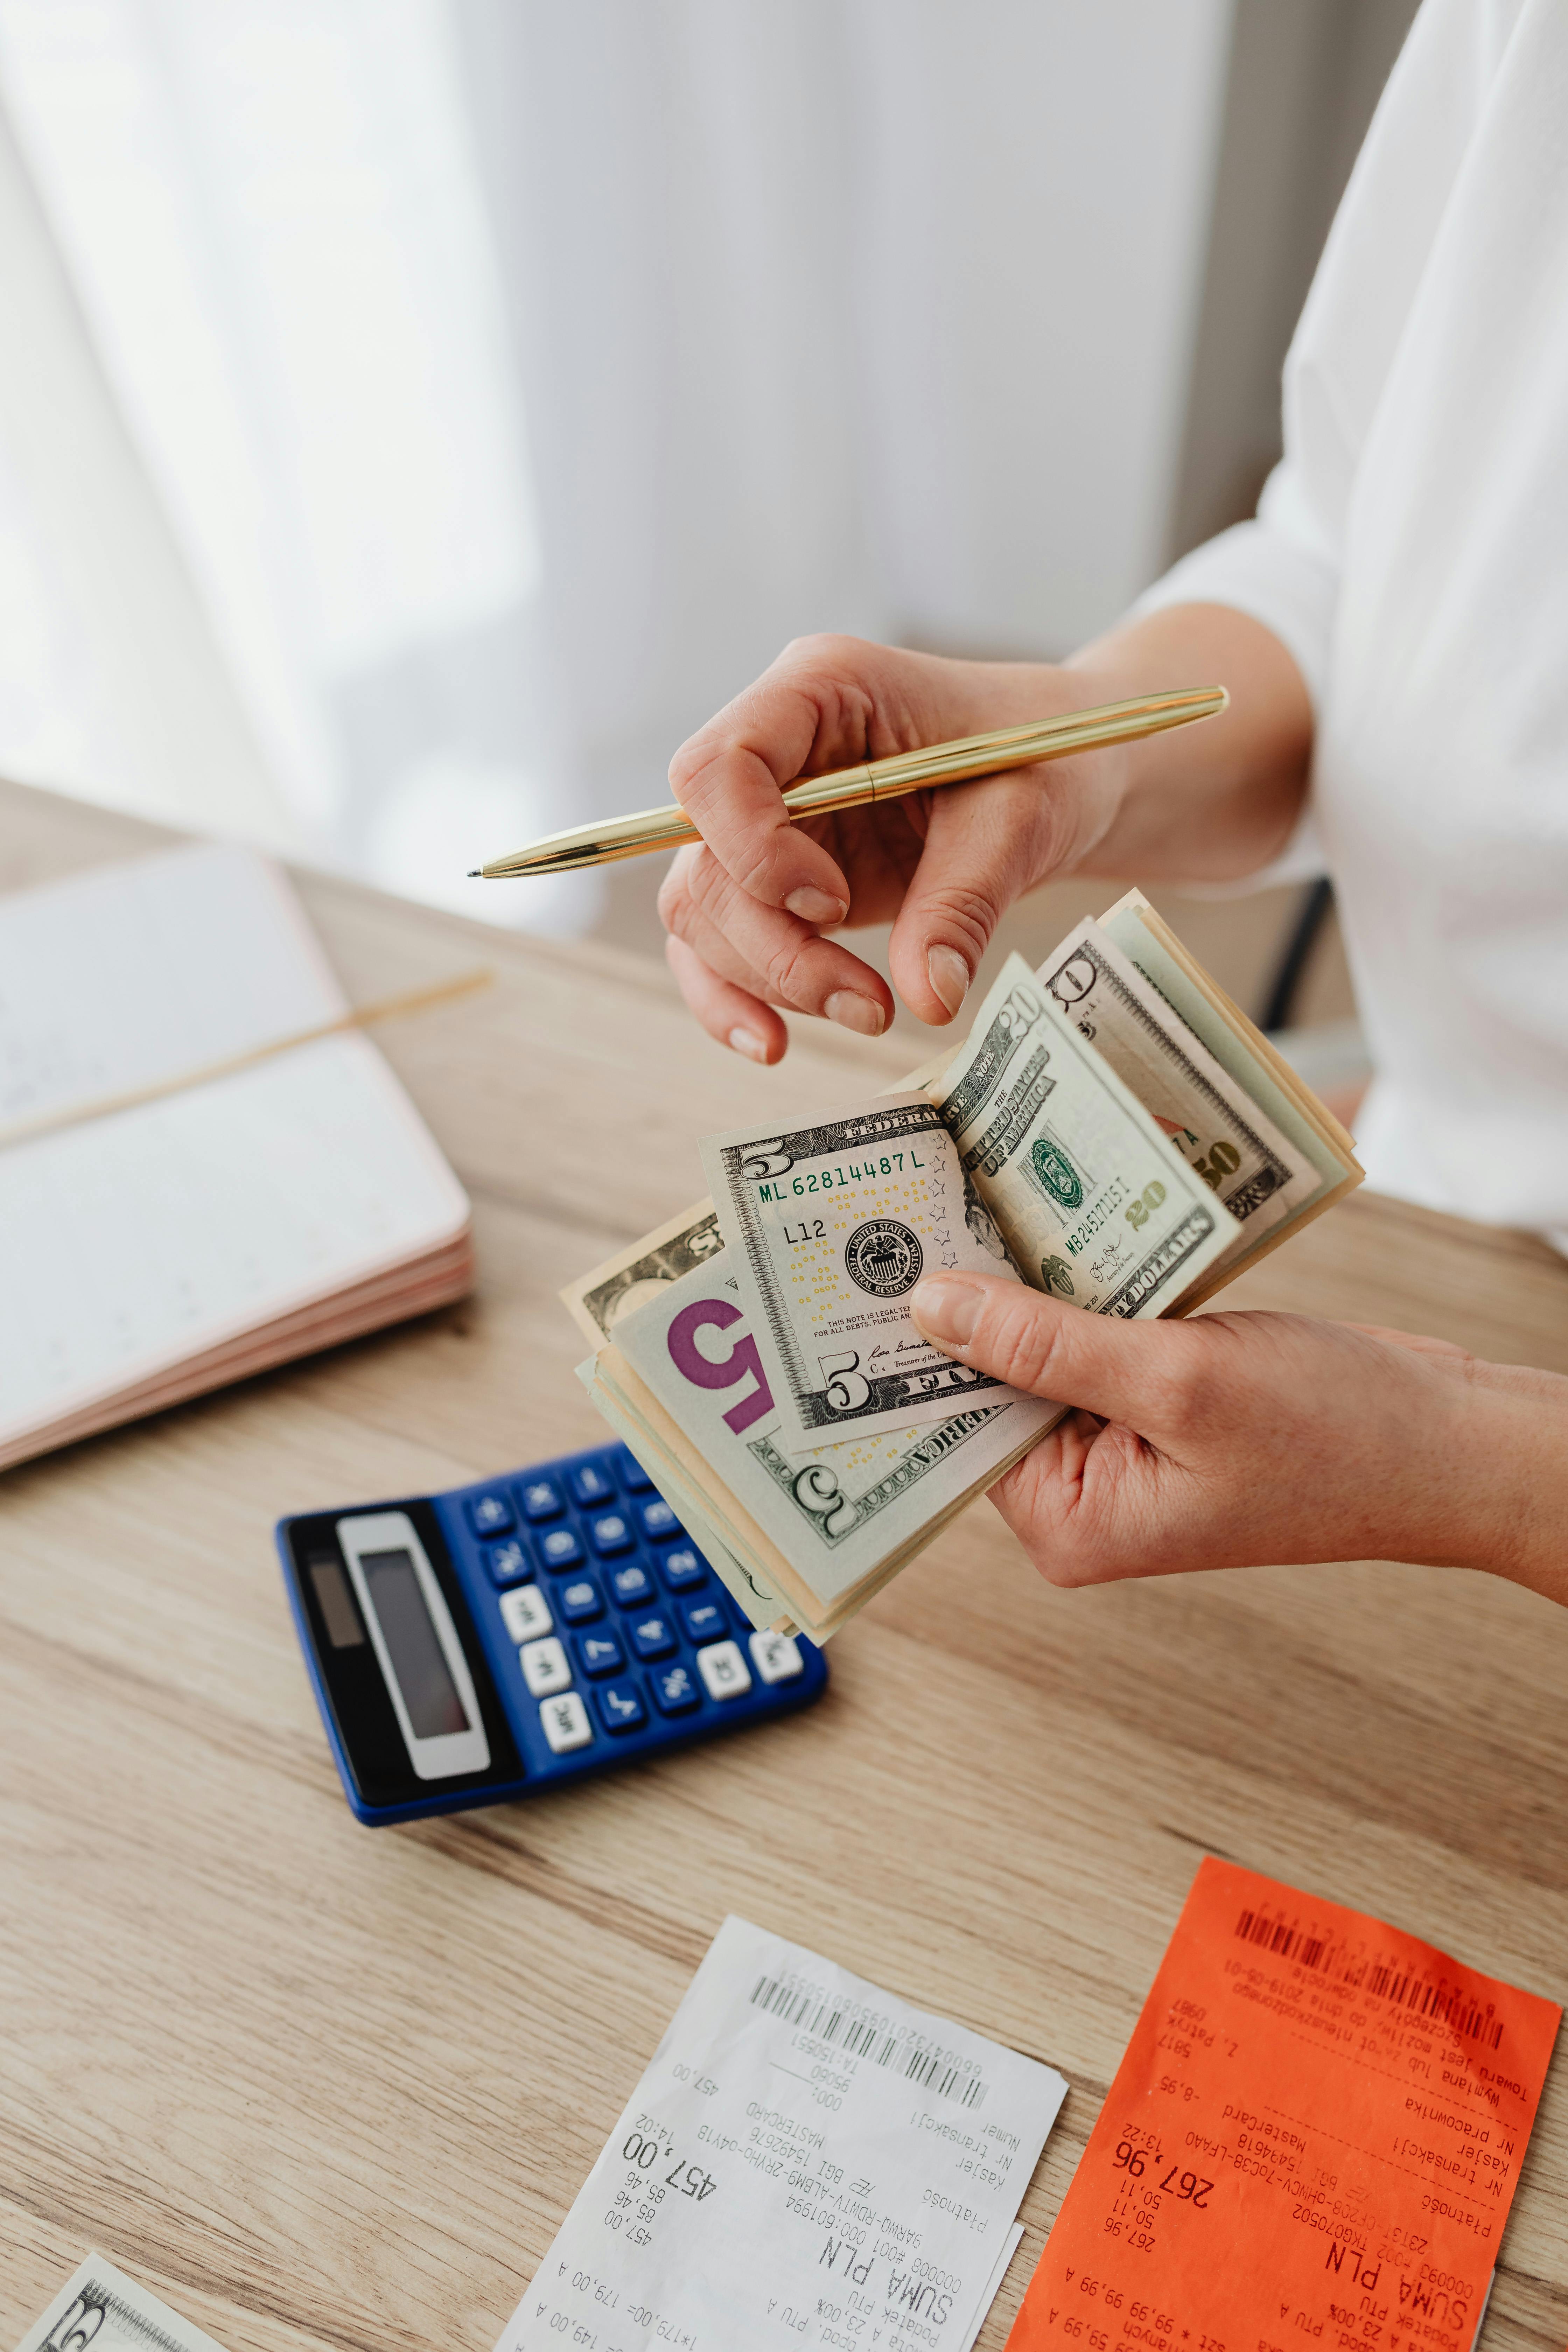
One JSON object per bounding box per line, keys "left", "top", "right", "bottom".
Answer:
{"left": 2, "top": 782, "right": 1565, "bottom": 2352}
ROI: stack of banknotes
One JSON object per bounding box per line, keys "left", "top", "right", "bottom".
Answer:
{"left": 563, "top": 890, "right": 1361, "bottom": 1644}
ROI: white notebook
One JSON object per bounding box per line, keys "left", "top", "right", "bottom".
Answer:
{"left": 0, "top": 842, "right": 472, "bottom": 1471}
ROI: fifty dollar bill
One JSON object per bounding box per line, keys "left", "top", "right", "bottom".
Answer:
{"left": 1037, "top": 917, "right": 1316, "bottom": 1248}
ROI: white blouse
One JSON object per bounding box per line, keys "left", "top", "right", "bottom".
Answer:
{"left": 1136, "top": 0, "right": 1568, "bottom": 1250}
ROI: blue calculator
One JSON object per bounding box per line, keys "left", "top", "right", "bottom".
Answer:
{"left": 276, "top": 1441, "right": 828, "bottom": 1825}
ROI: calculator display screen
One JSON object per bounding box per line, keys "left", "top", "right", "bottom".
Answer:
{"left": 360, "top": 1549, "right": 471, "bottom": 1737}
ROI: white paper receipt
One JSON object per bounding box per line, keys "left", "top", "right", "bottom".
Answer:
{"left": 495, "top": 1916, "right": 1068, "bottom": 2352}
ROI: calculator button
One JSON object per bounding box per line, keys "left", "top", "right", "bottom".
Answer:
{"left": 650, "top": 1661, "right": 700, "bottom": 1714}
{"left": 536, "top": 1526, "right": 584, "bottom": 1572}
{"left": 638, "top": 1498, "right": 680, "bottom": 1542}
{"left": 575, "top": 1630, "right": 625, "bottom": 1678}
{"left": 539, "top": 1691, "right": 593, "bottom": 1752}
{"left": 594, "top": 1679, "right": 647, "bottom": 1734}
{"left": 568, "top": 1461, "right": 616, "bottom": 1507}
{"left": 499, "top": 1586, "right": 554, "bottom": 1643}
{"left": 588, "top": 1512, "right": 634, "bottom": 1558}
{"left": 681, "top": 1600, "right": 727, "bottom": 1646}
{"left": 609, "top": 1562, "right": 653, "bottom": 1608}
{"left": 484, "top": 1537, "right": 531, "bottom": 1588}
{"left": 629, "top": 1612, "right": 676, "bottom": 1661}
{"left": 658, "top": 1547, "right": 707, "bottom": 1594}
{"left": 695, "top": 1641, "right": 752, "bottom": 1701}
{"left": 491, "top": 1533, "right": 533, "bottom": 1590}
{"left": 466, "top": 1490, "right": 515, "bottom": 1538}
{"left": 518, "top": 1477, "right": 565, "bottom": 1522}
{"left": 614, "top": 1447, "right": 653, "bottom": 1493}
{"left": 749, "top": 1629, "right": 804, "bottom": 1684}
{"left": 519, "top": 1636, "right": 571, "bottom": 1696}
{"left": 556, "top": 1575, "right": 606, "bottom": 1624}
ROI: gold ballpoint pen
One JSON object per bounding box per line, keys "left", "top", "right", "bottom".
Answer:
{"left": 467, "top": 685, "right": 1228, "bottom": 880}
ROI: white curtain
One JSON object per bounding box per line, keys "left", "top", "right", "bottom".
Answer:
{"left": 0, "top": 0, "right": 1232, "bottom": 933}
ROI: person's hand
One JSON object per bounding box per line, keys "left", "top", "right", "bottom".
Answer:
{"left": 657, "top": 605, "right": 1316, "bottom": 1064}
{"left": 905, "top": 1270, "right": 1568, "bottom": 1594}
{"left": 659, "top": 636, "right": 1130, "bottom": 1062}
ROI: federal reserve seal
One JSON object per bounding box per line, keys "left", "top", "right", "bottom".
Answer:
{"left": 1029, "top": 1133, "right": 1086, "bottom": 1212}
{"left": 843, "top": 1218, "right": 923, "bottom": 1297}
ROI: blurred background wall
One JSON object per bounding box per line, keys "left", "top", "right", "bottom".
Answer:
{"left": 0, "top": 0, "right": 1416, "bottom": 1050}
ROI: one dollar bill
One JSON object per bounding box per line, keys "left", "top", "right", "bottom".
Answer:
{"left": 13, "top": 2256, "right": 229, "bottom": 2352}
{"left": 929, "top": 952, "right": 1241, "bottom": 1314}
{"left": 560, "top": 1195, "right": 725, "bottom": 1345}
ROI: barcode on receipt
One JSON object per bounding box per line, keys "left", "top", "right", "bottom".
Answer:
{"left": 1233, "top": 1907, "right": 1506, "bottom": 2049}
{"left": 749, "top": 1974, "right": 989, "bottom": 2108}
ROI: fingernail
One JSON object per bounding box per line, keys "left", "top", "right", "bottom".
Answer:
{"left": 786, "top": 886, "right": 849, "bottom": 925}
{"left": 910, "top": 1275, "right": 981, "bottom": 1348}
{"left": 927, "top": 943, "right": 971, "bottom": 1018}
{"left": 728, "top": 1026, "right": 768, "bottom": 1062}
{"left": 824, "top": 991, "right": 886, "bottom": 1037}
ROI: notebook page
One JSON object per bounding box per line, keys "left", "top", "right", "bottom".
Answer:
{"left": 0, "top": 840, "right": 346, "bottom": 1127}
{"left": 0, "top": 846, "right": 469, "bottom": 1451}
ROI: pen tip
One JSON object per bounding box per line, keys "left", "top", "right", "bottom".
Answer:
{"left": 466, "top": 869, "right": 482, "bottom": 878}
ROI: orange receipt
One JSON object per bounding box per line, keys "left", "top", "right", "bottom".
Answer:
{"left": 1009, "top": 1859, "right": 1559, "bottom": 2352}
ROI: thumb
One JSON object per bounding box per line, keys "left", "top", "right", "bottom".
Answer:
{"left": 909, "top": 1269, "right": 1197, "bottom": 1432}
{"left": 886, "top": 766, "right": 1084, "bottom": 1024}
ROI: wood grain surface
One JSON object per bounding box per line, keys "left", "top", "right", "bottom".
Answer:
{"left": 1, "top": 780, "right": 1564, "bottom": 2352}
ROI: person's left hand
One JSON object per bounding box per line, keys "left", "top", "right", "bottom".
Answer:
{"left": 906, "top": 1271, "right": 1560, "bottom": 1586}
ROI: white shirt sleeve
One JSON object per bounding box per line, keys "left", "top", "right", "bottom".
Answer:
{"left": 1127, "top": 469, "right": 1339, "bottom": 890}
{"left": 1130, "top": 469, "right": 1339, "bottom": 725}
{"left": 1120, "top": 0, "right": 1511, "bottom": 891}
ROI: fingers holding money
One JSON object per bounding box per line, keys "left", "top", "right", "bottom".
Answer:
{"left": 911, "top": 1275, "right": 1504, "bottom": 1587}
{"left": 910, "top": 1270, "right": 1205, "bottom": 1432}
{"left": 907, "top": 1272, "right": 1212, "bottom": 1586}
{"left": 909, "top": 1272, "right": 1255, "bottom": 1585}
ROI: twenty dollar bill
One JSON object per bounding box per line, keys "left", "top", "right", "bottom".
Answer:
{"left": 929, "top": 953, "right": 1241, "bottom": 1314}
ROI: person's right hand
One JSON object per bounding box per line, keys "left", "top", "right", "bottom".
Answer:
{"left": 904, "top": 1268, "right": 1568, "bottom": 1600}
{"left": 658, "top": 635, "right": 1133, "bottom": 1062}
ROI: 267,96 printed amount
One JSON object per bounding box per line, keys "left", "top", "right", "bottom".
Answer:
{"left": 1104, "top": 2138, "right": 1214, "bottom": 2254}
